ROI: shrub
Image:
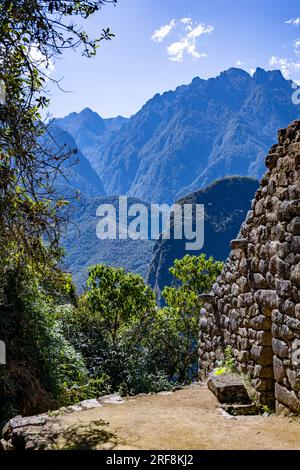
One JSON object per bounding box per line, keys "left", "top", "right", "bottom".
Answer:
{"left": 60, "top": 257, "right": 223, "bottom": 395}
{"left": 160, "top": 254, "right": 224, "bottom": 382}
{"left": 62, "top": 375, "right": 112, "bottom": 405}
{"left": 0, "top": 267, "right": 88, "bottom": 426}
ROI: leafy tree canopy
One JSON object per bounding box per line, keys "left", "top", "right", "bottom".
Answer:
{"left": 0, "top": 0, "right": 116, "bottom": 276}
{"left": 86, "top": 264, "right": 157, "bottom": 347}
{"left": 0, "top": 1, "right": 117, "bottom": 423}
{"left": 163, "top": 254, "right": 224, "bottom": 314}
{"left": 158, "top": 254, "right": 224, "bottom": 381}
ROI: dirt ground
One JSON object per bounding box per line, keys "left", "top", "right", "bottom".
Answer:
{"left": 55, "top": 384, "right": 300, "bottom": 450}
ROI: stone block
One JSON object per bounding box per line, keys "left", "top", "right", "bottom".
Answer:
{"left": 231, "top": 283, "right": 239, "bottom": 296}
{"left": 256, "top": 330, "right": 272, "bottom": 346}
{"left": 80, "top": 399, "right": 103, "bottom": 410}
{"left": 248, "top": 273, "right": 267, "bottom": 289}
{"left": 286, "top": 369, "right": 300, "bottom": 392}
{"left": 276, "top": 280, "right": 292, "bottom": 298}
{"left": 291, "top": 263, "right": 300, "bottom": 287}
{"left": 272, "top": 338, "right": 289, "bottom": 359}
{"left": 278, "top": 324, "right": 294, "bottom": 341}
{"left": 254, "top": 290, "right": 278, "bottom": 311}
{"left": 249, "top": 315, "right": 272, "bottom": 331}
{"left": 265, "top": 153, "right": 279, "bottom": 169}
{"left": 272, "top": 309, "right": 284, "bottom": 324}
{"left": 230, "top": 239, "right": 248, "bottom": 251}
{"left": 273, "top": 356, "right": 285, "bottom": 383}
{"left": 3, "top": 415, "right": 48, "bottom": 436}
{"left": 276, "top": 201, "right": 288, "bottom": 220}
{"left": 237, "top": 276, "right": 249, "bottom": 293}
{"left": 243, "top": 293, "right": 253, "bottom": 307}
{"left": 292, "top": 236, "right": 300, "bottom": 254}
{"left": 98, "top": 394, "right": 124, "bottom": 405}
{"left": 275, "top": 383, "right": 300, "bottom": 413}
{"left": 199, "top": 294, "right": 215, "bottom": 304}
{"left": 286, "top": 315, "right": 300, "bottom": 332}
{"left": 289, "top": 217, "right": 300, "bottom": 235}
{"left": 237, "top": 350, "right": 249, "bottom": 362}
{"left": 207, "top": 372, "right": 251, "bottom": 404}
{"left": 283, "top": 299, "right": 295, "bottom": 316}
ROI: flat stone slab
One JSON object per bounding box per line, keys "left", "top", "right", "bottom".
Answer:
{"left": 2, "top": 414, "right": 48, "bottom": 437}
{"left": 98, "top": 394, "right": 125, "bottom": 405}
{"left": 207, "top": 372, "right": 251, "bottom": 404}
{"left": 80, "top": 399, "right": 103, "bottom": 410}
{"left": 67, "top": 405, "right": 83, "bottom": 413}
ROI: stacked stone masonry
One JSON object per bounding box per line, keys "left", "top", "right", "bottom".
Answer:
{"left": 199, "top": 120, "right": 300, "bottom": 414}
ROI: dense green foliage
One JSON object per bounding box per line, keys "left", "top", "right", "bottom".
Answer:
{"left": 0, "top": 0, "right": 115, "bottom": 274}
{"left": 163, "top": 254, "right": 224, "bottom": 308}
{"left": 159, "top": 255, "right": 223, "bottom": 381}
{"left": 0, "top": 1, "right": 117, "bottom": 426}
{"left": 60, "top": 256, "right": 223, "bottom": 398}
{"left": 0, "top": 267, "right": 86, "bottom": 425}
{"left": 59, "top": 266, "right": 169, "bottom": 395}
{"left": 86, "top": 265, "right": 157, "bottom": 347}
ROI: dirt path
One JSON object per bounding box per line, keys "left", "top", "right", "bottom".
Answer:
{"left": 53, "top": 384, "right": 300, "bottom": 450}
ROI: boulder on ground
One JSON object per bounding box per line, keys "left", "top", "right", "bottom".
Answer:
{"left": 207, "top": 371, "right": 251, "bottom": 404}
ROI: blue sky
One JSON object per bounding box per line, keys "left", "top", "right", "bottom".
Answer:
{"left": 48, "top": 0, "right": 300, "bottom": 119}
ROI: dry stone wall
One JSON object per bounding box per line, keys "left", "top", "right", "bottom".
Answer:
{"left": 199, "top": 120, "right": 300, "bottom": 413}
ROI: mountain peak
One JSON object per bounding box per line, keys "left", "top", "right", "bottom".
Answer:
{"left": 214, "top": 68, "right": 251, "bottom": 87}
{"left": 57, "top": 66, "right": 298, "bottom": 205}
{"left": 191, "top": 76, "right": 205, "bottom": 86}
{"left": 79, "top": 107, "right": 100, "bottom": 118}
{"left": 253, "top": 67, "right": 268, "bottom": 83}
{"left": 67, "top": 107, "right": 106, "bottom": 135}
{"left": 253, "top": 67, "right": 285, "bottom": 85}
{"left": 221, "top": 67, "right": 251, "bottom": 78}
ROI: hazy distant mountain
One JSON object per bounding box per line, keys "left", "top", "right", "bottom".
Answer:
{"left": 62, "top": 195, "right": 154, "bottom": 289}
{"left": 57, "top": 67, "right": 298, "bottom": 204}
{"left": 146, "top": 177, "right": 259, "bottom": 302}
{"left": 55, "top": 108, "right": 127, "bottom": 165}
{"left": 47, "top": 124, "right": 106, "bottom": 197}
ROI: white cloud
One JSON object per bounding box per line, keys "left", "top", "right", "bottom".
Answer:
{"left": 187, "top": 44, "right": 207, "bottom": 60}
{"left": 187, "top": 24, "right": 213, "bottom": 39}
{"left": 236, "top": 60, "right": 243, "bottom": 67}
{"left": 285, "top": 17, "right": 300, "bottom": 26}
{"left": 269, "top": 55, "right": 300, "bottom": 78}
{"left": 167, "top": 39, "right": 207, "bottom": 62}
{"left": 152, "top": 17, "right": 213, "bottom": 62}
{"left": 167, "top": 40, "right": 188, "bottom": 62}
{"left": 249, "top": 68, "right": 256, "bottom": 76}
{"left": 180, "top": 17, "right": 192, "bottom": 25}
{"left": 151, "top": 19, "right": 176, "bottom": 42}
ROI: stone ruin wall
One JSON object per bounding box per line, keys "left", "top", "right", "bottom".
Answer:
{"left": 199, "top": 120, "right": 300, "bottom": 413}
